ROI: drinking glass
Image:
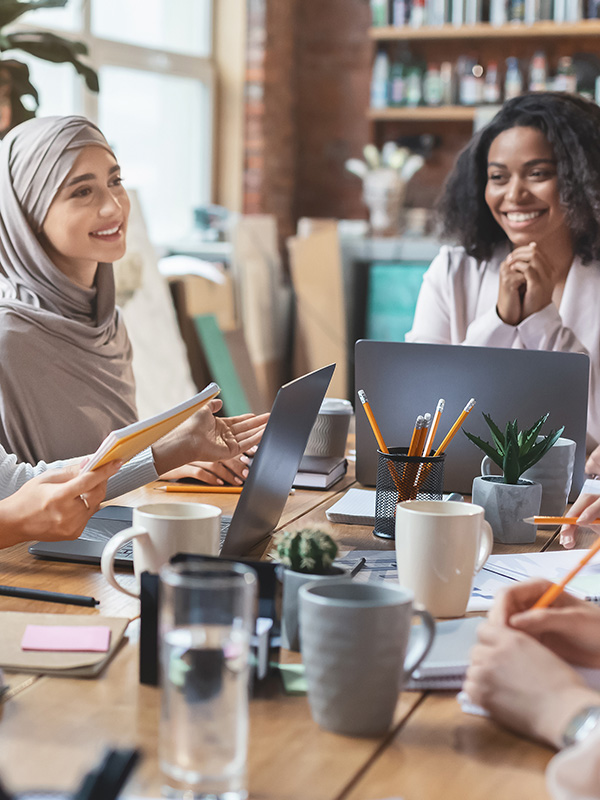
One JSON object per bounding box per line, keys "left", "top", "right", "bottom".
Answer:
{"left": 159, "top": 561, "right": 257, "bottom": 799}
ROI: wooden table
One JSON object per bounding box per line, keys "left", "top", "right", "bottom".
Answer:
{"left": 0, "top": 475, "right": 568, "bottom": 799}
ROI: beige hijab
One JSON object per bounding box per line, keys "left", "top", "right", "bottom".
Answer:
{"left": 0, "top": 115, "right": 137, "bottom": 463}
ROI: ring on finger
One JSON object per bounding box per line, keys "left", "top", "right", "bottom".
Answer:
{"left": 80, "top": 493, "right": 90, "bottom": 510}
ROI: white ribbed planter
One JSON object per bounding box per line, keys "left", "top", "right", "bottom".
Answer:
{"left": 472, "top": 475, "right": 542, "bottom": 544}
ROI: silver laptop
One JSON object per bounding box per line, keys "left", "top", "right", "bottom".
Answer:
{"left": 29, "top": 363, "right": 335, "bottom": 566}
{"left": 355, "top": 340, "right": 588, "bottom": 497}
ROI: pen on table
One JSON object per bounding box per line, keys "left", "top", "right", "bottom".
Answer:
{"left": 524, "top": 516, "right": 600, "bottom": 525}
{"left": 423, "top": 398, "right": 444, "bottom": 456}
{"left": 350, "top": 557, "right": 366, "bottom": 577}
{"left": 157, "top": 484, "right": 244, "bottom": 494}
{"left": 531, "top": 535, "right": 600, "bottom": 609}
{"left": 434, "top": 398, "right": 476, "bottom": 456}
{"left": 0, "top": 585, "right": 99, "bottom": 607}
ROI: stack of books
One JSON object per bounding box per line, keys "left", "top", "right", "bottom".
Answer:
{"left": 293, "top": 455, "right": 347, "bottom": 490}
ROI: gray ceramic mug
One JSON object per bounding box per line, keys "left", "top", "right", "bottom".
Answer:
{"left": 299, "top": 580, "right": 435, "bottom": 737}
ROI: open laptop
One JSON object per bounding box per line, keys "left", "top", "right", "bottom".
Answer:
{"left": 29, "top": 363, "right": 335, "bottom": 567}
{"left": 355, "top": 340, "right": 589, "bottom": 497}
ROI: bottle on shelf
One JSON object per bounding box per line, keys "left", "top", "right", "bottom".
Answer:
{"left": 529, "top": 51, "right": 548, "bottom": 91}
{"left": 483, "top": 61, "right": 502, "bottom": 104}
{"left": 423, "top": 62, "right": 443, "bottom": 105}
{"left": 389, "top": 60, "right": 406, "bottom": 106}
{"left": 504, "top": 57, "right": 523, "bottom": 100}
{"left": 458, "top": 57, "right": 482, "bottom": 106}
{"left": 410, "top": 0, "right": 427, "bottom": 27}
{"left": 370, "top": 0, "right": 390, "bottom": 26}
{"left": 490, "top": 0, "right": 508, "bottom": 25}
{"left": 440, "top": 61, "right": 454, "bottom": 105}
{"left": 405, "top": 65, "right": 423, "bottom": 105}
{"left": 509, "top": 0, "right": 525, "bottom": 21}
{"left": 371, "top": 49, "right": 390, "bottom": 109}
{"left": 392, "top": 0, "right": 409, "bottom": 25}
{"left": 554, "top": 55, "right": 577, "bottom": 93}
{"left": 566, "top": 0, "right": 583, "bottom": 20}
{"left": 524, "top": 0, "right": 541, "bottom": 23}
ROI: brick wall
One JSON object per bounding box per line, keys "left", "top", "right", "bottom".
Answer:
{"left": 242, "top": 1, "right": 466, "bottom": 238}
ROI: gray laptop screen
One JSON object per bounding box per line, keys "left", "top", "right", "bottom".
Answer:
{"left": 355, "top": 340, "right": 588, "bottom": 496}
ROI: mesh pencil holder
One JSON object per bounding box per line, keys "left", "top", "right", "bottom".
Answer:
{"left": 374, "top": 447, "right": 446, "bottom": 540}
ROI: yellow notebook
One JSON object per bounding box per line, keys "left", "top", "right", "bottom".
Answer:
{"left": 82, "top": 382, "right": 220, "bottom": 472}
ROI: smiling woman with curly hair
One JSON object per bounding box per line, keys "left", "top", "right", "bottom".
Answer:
{"left": 407, "top": 92, "right": 600, "bottom": 472}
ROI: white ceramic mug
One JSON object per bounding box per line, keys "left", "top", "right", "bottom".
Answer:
{"left": 395, "top": 500, "right": 493, "bottom": 618}
{"left": 481, "top": 436, "right": 576, "bottom": 517}
{"left": 101, "top": 503, "right": 221, "bottom": 598}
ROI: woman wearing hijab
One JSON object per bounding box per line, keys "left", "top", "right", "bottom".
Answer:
{"left": 0, "top": 115, "right": 263, "bottom": 485}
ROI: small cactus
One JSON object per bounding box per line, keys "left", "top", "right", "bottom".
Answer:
{"left": 271, "top": 527, "right": 338, "bottom": 575}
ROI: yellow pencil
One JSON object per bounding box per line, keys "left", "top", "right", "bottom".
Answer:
{"left": 407, "top": 415, "right": 425, "bottom": 457}
{"left": 434, "top": 398, "right": 476, "bottom": 457}
{"left": 423, "top": 398, "right": 444, "bottom": 456}
{"left": 532, "top": 535, "right": 600, "bottom": 609}
{"left": 157, "top": 485, "right": 243, "bottom": 494}
{"left": 358, "top": 389, "right": 402, "bottom": 492}
{"left": 358, "top": 389, "right": 389, "bottom": 453}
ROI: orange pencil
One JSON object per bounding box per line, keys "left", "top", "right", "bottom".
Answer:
{"left": 423, "top": 398, "right": 444, "bottom": 456}
{"left": 157, "top": 485, "right": 243, "bottom": 494}
{"left": 525, "top": 516, "right": 600, "bottom": 526}
{"left": 532, "top": 535, "right": 600, "bottom": 609}
{"left": 434, "top": 398, "right": 476, "bottom": 457}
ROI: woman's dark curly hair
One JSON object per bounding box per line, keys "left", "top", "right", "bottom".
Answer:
{"left": 437, "top": 92, "right": 600, "bottom": 264}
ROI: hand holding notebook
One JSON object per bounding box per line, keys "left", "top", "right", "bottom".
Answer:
{"left": 81, "top": 383, "right": 221, "bottom": 473}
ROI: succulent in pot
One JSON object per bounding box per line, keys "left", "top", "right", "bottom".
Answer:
{"left": 271, "top": 527, "right": 347, "bottom": 651}
{"left": 465, "top": 413, "right": 564, "bottom": 543}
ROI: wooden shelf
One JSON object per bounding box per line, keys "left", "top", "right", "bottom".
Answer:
{"left": 370, "top": 19, "right": 600, "bottom": 40}
{"left": 368, "top": 105, "right": 476, "bottom": 121}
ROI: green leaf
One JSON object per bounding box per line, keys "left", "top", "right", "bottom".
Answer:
{"left": 463, "top": 429, "right": 503, "bottom": 470}
{"left": 0, "top": 0, "right": 68, "bottom": 29}
{"left": 520, "top": 413, "right": 550, "bottom": 455}
{"left": 503, "top": 430, "right": 521, "bottom": 484}
{"left": 4, "top": 32, "right": 98, "bottom": 92}
{"left": 482, "top": 413, "right": 505, "bottom": 452}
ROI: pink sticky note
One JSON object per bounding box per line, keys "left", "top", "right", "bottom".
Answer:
{"left": 21, "top": 625, "right": 111, "bottom": 653}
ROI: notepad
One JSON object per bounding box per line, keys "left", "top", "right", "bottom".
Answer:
{"left": 21, "top": 624, "right": 111, "bottom": 653}
{"left": 0, "top": 612, "right": 128, "bottom": 676}
{"left": 326, "top": 488, "right": 376, "bottom": 525}
{"left": 82, "top": 382, "right": 220, "bottom": 472}
{"left": 405, "top": 617, "right": 483, "bottom": 691}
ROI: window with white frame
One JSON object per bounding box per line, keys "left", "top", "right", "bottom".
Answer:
{"left": 7, "top": 0, "right": 213, "bottom": 246}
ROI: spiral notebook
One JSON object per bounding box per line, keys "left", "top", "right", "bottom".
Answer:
{"left": 404, "top": 617, "right": 483, "bottom": 691}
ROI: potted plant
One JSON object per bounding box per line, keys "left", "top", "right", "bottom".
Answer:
{"left": 464, "top": 413, "right": 564, "bottom": 544}
{"left": 271, "top": 527, "right": 348, "bottom": 651}
{"left": 0, "top": 1, "right": 99, "bottom": 136}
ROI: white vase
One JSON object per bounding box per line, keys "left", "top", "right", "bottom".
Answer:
{"left": 471, "top": 475, "right": 542, "bottom": 544}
